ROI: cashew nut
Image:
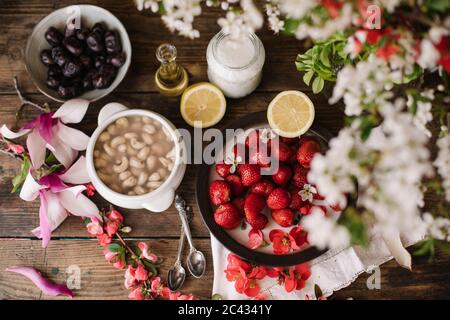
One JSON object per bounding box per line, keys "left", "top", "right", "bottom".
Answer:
{"left": 126, "top": 145, "right": 138, "bottom": 156}
{"left": 142, "top": 117, "right": 153, "bottom": 124}
{"left": 116, "top": 117, "right": 129, "bottom": 128}
{"left": 146, "top": 156, "right": 157, "bottom": 170}
{"left": 123, "top": 176, "right": 137, "bottom": 188}
{"left": 134, "top": 186, "right": 147, "bottom": 195}
{"left": 148, "top": 172, "right": 161, "bottom": 182}
{"left": 113, "top": 156, "right": 129, "bottom": 173}
{"left": 130, "top": 167, "right": 141, "bottom": 176}
{"left": 159, "top": 157, "right": 171, "bottom": 168}
{"left": 98, "top": 172, "right": 112, "bottom": 184}
{"left": 138, "top": 147, "right": 150, "bottom": 160}
{"left": 119, "top": 170, "right": 132, "bottom": 181}
{"left": 98, "top": 132, "right": 110, "bottom": 142}
{"left": 137, "top": 172, "right": 148, "bottom": 186}
{"left": 94, "top": 158, "right": 108, "bottom": 168}
{"left": 130, "top": 138, "right": 146, "bottom": 150}
{"left": 151, "top": 143, "right": 165, "bottom": 156}
{"left": 157, "top": 168, "right": 169, "bottom": 179}
{"left": 124, "top": 132, "right": 138, "bottom": 140}
{"left": 111, "top": 136, "right": 126, "bottom": 148}
{"left": 128, "top": 190, "right": 136, "bottom": 196}
{"left": 146, "top": 181, "right": 162, "bottom": 189}
{"left": 117, "top": 144, "right": 127, "bottom": 153}
{"left": 94, "top": 150, "right": 101, "bottom": 158}
{"left": 142, "top": 133, "right": 154, "bottom": 145}
{"left": 143, "top": 124, "right": 156, "bottom": 134}
{"left": 107, "top": 124, "right": 117, "bottom": 135}
{"left": 103, "top": 143, "right": 115, "bottom": 157}
{"left": 166, "top": 147, "right": 175, "bottom": 159}
{"left": 130, "top": 157, "right": 145, "bottom": 169}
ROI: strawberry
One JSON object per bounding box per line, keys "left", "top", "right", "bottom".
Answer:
{"left": 209, "top": 180, "right": 231, "bottom": 206}
{"left": 299, "top": 204, "right": 312, "bottom": 215}
{"left": 225, "top": 174, "right": 245, "bottom": 196}
{"left": 291, "top": 165, "right": 308, "bottom": 189}
{"left": 297, "top": 137, "right": 321, "bottom": 168}
{"left": 214, "top": 203, "right": 242, "bottom": 229}
{"left": 267, "top": 188, "right": 291, "bottom": 210}
{"left": 247, "top": 214, "right": 268, "bottom": 230}
{"left": 244, "top": 193, "right": 266, "bottom": 221}
{"left": 271, "top": 208, "right": 294, "bottom": 227}
{"left": 271, "top": 164, "right": 292, "bottom": 186}
{"left": 215, "top": 163, "right": 232, "bottom": 178}
{"left": 289, "top": 189, "right": 307, "bottom": 210}
{"left": 272, "top": 141, "right": 292, "bottom": 162}
{"left": 232, "top": 197, "right": 245, "bottom": 214}
{"left": 238, "top": 163, "right": 262, "bottom": 187}
{"left": 250, "top": 180, "right": 274, "bottom": 197}
{"left": 232, "top": 143, "right": 247, "bottom": 161}
{"left": 245, "top": 129, "right": 262, "bottom": 149}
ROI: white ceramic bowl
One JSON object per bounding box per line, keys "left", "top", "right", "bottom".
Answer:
{"left": 86, "top": 103, "right": 187, "bottom": 212}
{"left": 25, "top": 5, "right": 131, "bottom": 102}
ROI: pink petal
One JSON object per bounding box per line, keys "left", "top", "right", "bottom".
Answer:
{"left": 56, "top": 123, "right": 90, "bottom": 151}
{"left": 32, "top": 191, "right": 68, "bottom": 240}
{"left": 26, "top": 130, "right": 46, "bottom": 168}
{"left": 59, "top": 156, "right": 91, "bottom": 185}
{"left": 138, "top": 242, "right": 158, "bottom": 262}
{"left": 38, "top": 191, "right": 52, "bottom": 248}
{"left": 248, "top": 229, "right": 264, "bottom": 250}
{"left": 50, "top": 135, "right": 78, "bottom": 168}
{"left": 0, "top": 124, "right": 31, "bottom": 139}
{"left": 5, "top": 266, "right": 73, "bottom": 298}
{"left": 52, "top": 99, "right": 89, "bottom": 124}
{"left": 19, "top": 171, "right": 46, "bottom": 201}
{"left": 37, "top": 113, "right": 54, "bottom": 145}
{"left": 57, "top": 190, "right": 101, "bottom": 220}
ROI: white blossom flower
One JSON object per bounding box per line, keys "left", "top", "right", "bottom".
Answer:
{"left": 278, "top": 0, "right": 317, "bottom": 20}
{"left": 434, "top": 133, "right": 450, "bottom": 202}
{"left": 422, "top": 213, "right": 450, "bottom": 242}
{"left": 266, "top": 2, "right": 284, "bottom": 34}
{"left": 409, "top": 89, "right": 434, "bottom": 138}
{"left": 299, "top": 184, "right": 317, "bottom": 202}
{"left": 417, "top": 38, "right": 440, "bottom": 70}
{"left": 301, "top": 207, "right": 350, "bottom": 250}
{"left": 160, "top": 0, "right": 202, "bottom": 39}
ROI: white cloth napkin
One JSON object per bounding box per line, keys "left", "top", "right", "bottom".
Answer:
{"left": 211, "top": 231, "right": 424, "bottom": 300}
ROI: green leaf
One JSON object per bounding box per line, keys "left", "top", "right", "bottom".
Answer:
{"left": 303, "top": 70, "right": 314, "bottom": 86}
{"left": 320, "top": 46, "right": 331, "bottom": 68}
{"left": 11, "top": 156, "right": 31, "bottom": 193}
{"left": 108, "top": 243, "right": 122, "bottom": 253}
{"left": 426, "top": 0, "right": 449, "bottom": 12}
{"left": 314, "top": 284, "right": 323, "bottom": 299}
{"left": 211, "top": 293, "right": 223, "bottom": 300}
{"left": 283, "top": 18, "right": 300, "bottom": 34}
{"left": 312, "top": 76, "right": 324, "bottom": 94}
{"left": 338, "top": 207, "right": 368, "bottom": 246}
{"left": 45, "top": 152, "right": 59, "bottom": 166}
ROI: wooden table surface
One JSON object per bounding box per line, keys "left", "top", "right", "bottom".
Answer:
{"left": 0, "top": 0, "right": 449, "bottom": 300}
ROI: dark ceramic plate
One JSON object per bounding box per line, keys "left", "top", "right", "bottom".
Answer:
{"left": 196, "top": 111, "right": 332, "bottom": 266}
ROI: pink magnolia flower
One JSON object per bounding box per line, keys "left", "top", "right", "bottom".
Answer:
{"left": 135, "top": 264, "right": 148, "bottom": 281}
{"left": 6, "top": 266, "right": 73, "bottom": 298}
{"left": 124, "top": 266, "right": 137, "bottom": 289}
{"left": 1, "top": 99, "right": 90, "bottom": 168}
{"left": 138, "top": 242, "right": 158, "bottom": 262}
{"left": 20, "top": 156, "right": 101, "bottom": 247}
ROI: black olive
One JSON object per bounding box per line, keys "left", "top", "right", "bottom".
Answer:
{"left": 94, "top": 55, "right": 106, "bottom": 68}
{"left": 48, "top": 65, "right": 62, "bottom": 78}
{"left": 86, "top": 32, "right": 104, "bottom": 53}
{"left": 62, "top": 59, "right": 82, "bottom": 78}
{"left": 92, "top": 63, "right": 116, "bottom": 89}
{"left": 76, "top": 27, "right": 90, "bottom": 41}
{"left": 82, "top": 70, "right": 96, "bottom": 90}
{"left": 92, "top": 22, "right": 106, "bottom": 35}
{"left": 79, "top": 54, "right": 92, "bottom": 68}
{"left": 51, "top": 47, "right": 70, "bottom": 67}
{"left": 40, "top": 49, "right": 54, "bottom": 65}
{"left": 45, "top": 27, "right": 63, "bottom": 46}
{"left": 57, "top": 85, "right": 77, "bottom": 99}
{"left": 63, "top": 36, "right": 83, "bottom": 56}
{"left": 104, "top": 31, "right": 122, "bottom": 54}
{"left": 107, "top": 52, "right": 126, "bottom": 68}
{"left": 46, "top": 76, "right": 60, "bottom": 89}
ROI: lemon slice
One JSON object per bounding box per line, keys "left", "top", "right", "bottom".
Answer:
{"left": 180, "top": 82, "right": 226, "bottom": 128}
{"left": 267, "top": 90, "right": 315, "bottom": 138}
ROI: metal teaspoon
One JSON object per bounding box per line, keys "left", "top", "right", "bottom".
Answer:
{"left": 174, "top": 194, "right": 206, "bottom": 278}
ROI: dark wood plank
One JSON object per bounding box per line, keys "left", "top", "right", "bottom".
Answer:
{"left": 0, "top": 92, "right": 343, "bottom": 239}
{"left": 0, "top": 0, "right": 310, "bottom": 94}
{"left": 1, "top": 239, "right": 449, "bottom": 300}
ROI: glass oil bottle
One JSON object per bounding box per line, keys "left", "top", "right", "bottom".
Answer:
{"left": 155, "top": 43, "right": 189, "bottom": 96}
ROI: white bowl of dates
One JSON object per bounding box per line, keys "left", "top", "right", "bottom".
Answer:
{"left": 25, "top": 5, "right": 131, "bottom": 102}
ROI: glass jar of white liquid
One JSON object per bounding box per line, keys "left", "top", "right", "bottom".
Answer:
{"left": 206, "top": 31, "right": 265, "bottom": 98}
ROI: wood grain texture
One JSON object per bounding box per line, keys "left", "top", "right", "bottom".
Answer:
{"left": 0, "top": 0, "right": 448, "bottom": 300}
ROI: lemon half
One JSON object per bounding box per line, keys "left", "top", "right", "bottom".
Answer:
{"left": 267, "top": 90, "right": 315, "bottom": 138}
{"left": 180, "top": 82, "right": 226, "bottom": 128}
